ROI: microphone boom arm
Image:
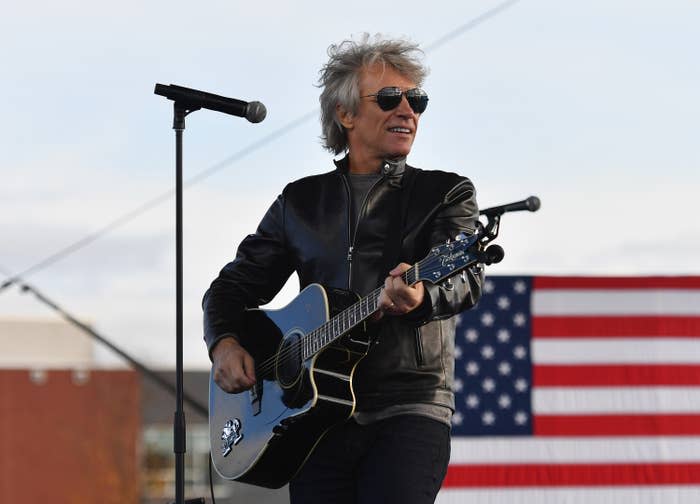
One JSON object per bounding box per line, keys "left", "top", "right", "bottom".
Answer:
{"left": 475, "top": 195, "right": 541, "bottom": 250}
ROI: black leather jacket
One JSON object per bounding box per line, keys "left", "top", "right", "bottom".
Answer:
{"left": 203, "top": 157, "right": 482, "bottom": 411}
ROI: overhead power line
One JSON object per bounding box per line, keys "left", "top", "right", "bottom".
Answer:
{"left": 424, "top": 0, "right": 520, "bottom": 52}
{"left": 0, "top": 110, "right": 317, "bottom": 293}
{"left": 0, "top": 0, "right": 521, "bottom": 290}
{"left": 14, "top": 280, "right": 208, "bottom": 418}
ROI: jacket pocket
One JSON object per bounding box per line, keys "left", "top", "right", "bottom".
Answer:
{"left": 414, "top": 327, "right": 425, "bottom": 367}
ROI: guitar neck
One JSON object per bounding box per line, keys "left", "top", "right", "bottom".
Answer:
{"left": 300, "top": 265, "right": 421, "bottom": 361}
{"left": 300, "top": 233, "right": 479, "bottom": 361}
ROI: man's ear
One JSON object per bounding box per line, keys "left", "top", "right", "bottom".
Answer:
{"left": 336, "top": 104, "right": 354, "bottom": 130}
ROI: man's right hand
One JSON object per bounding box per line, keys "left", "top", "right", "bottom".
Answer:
{"left": 211, "top": 337, "right": 257, "bottom": 393}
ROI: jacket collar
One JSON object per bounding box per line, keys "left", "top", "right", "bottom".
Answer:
{"left": 334, "top": 155, "right": 407, "bottom": 178}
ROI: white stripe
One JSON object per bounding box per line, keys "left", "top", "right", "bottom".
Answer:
{"left": 533, "top": 338, "right": 700, "bottom": 364}
{"left": 533, "top": 289, "right": 700, "bottom": 315}
{"left": 533, "top": 387, "right": 700, "bottom": 414}
{"left": 437, "top": 487, "right": 700, "bottom": 504}
{"left": 449, "top": 437, "right": 700, "bottom": 464}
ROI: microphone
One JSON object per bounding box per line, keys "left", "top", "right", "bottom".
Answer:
{"left": 480, "top": 196, "right": 541, "bottom": 216}
{"left": 154, "top": 83, "right": 267, "bottom": 123}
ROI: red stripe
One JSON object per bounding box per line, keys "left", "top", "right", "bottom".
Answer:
{"left": 533, "top": 276, "right": 700, "bottom": 290}
{"left": 533, "top": 316, "right": 700, "bottom": 338}
{"left": 443, "top": 462, "right": 700, "bottom": 487}
{"left": 534, "top": 414, "right": 700, "bottom": 436}
{"left": 534, "top": 364, "right": 700, "bottom": 386}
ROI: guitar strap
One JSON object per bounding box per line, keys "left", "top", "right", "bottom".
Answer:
{"left": 377, "top": 167, "right": 417, "bottom": 286}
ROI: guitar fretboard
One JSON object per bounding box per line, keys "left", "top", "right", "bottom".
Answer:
{"left": 300, "top": 266, "right": 422, "bottom": 360}
{"left": 297, "top": 233, "right": 479, "bottom": 361}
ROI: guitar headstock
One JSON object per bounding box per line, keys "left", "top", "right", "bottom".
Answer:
{"left": 415, "top": 233, "right": 480, "bottom": 285}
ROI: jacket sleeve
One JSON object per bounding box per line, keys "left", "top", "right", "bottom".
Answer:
{"left": 202, "top": 192, "right": 295, "bottom": 358}
{"left": 403, "top": 176, "right": 483, "bottom": 325}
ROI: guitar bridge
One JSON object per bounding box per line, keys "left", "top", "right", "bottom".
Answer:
{"left": 249, "top": 381, "right": 263, "bottom": 416}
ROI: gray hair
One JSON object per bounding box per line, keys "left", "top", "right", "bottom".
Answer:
{"left": 317, "top": 34, "right": 428, "bottom": 155}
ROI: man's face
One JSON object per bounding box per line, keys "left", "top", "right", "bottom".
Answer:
{"left": 340, "top": 63, "right": 422, "bottom": 170}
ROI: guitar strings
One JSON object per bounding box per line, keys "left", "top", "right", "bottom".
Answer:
{"left": 252, "top": 285, "right": 384, "bottom": 377}
{"left": 252, "top": 258, "right": 423, "bottom": 376}
{"left": 251, "top": 258, "right": 432, "bottom": 378}
{"left": 252, "top": 247, "right": 468, "bottom": 378}
{"left": 251, "top": 253, "right": 455, "bottom": 377}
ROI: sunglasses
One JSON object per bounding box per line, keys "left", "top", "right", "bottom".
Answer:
{"left": 361, "top": 87, "right": 429, "bottom": 114}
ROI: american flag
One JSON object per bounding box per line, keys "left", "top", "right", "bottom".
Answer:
{"left": 439, "top": 276, "right": 700, "bottom": 503}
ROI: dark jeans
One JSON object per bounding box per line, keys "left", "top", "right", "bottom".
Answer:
{"left": 289, "top": 415, "right": 451, "bottom": 504}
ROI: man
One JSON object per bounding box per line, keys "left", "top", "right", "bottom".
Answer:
{"left": 203, "top": 35, "right": 482, "bottom": 504}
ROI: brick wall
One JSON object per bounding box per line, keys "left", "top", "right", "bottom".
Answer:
{"left": 0, "top": 369, "right": 140, "bottom": 503}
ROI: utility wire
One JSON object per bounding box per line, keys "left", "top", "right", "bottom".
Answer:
{"left": 424, "top": 0, "right": 520, "bottom": 52}
{"left": 0, "top": 0, "right": 521, "bottom": 291}
{"left": 0, "top": 110, "right": 318, "bottom": 294}
{"left": 13, "top": 281, "right": 208, "bottom": 417}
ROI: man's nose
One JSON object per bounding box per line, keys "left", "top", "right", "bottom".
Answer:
{"left": 394, "top": 94, "right": 416, "bottom": 117}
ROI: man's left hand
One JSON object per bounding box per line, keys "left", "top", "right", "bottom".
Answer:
{"left": 375, "top": 263, "right": 424, "bottom": 320}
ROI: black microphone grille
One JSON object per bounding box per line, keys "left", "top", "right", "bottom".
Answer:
{"left": 526, "top": 196, "right": 541, "bottom": 212}
{"left": 246, "top": 101, "right": 267, "bottom": 123}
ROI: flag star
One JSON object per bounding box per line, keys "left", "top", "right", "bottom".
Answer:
{"left": 465, "top": 361, "right": 480, "bottom": 375}
{"left": 482, "top": 410, "right": 496, "bottom": 426}
{"left": 498, "top": 361, "right": 512, "bottom": 376}
{"left": 454, "top": 345, "right": 463, "bottom": 359}
{"left": 466, "top": 394, "right": 480, "bottom": 409}
{"left": 452, "top": 411, "right": 464, "bottom": 425}
{"left": 482, "top": 377, "right": 496, "bottom": 392}
{"left": 481, "top": 312, "right": 495, "bottom": 327}
{"left": 513, "top": 280, "right": 527, "bottom": 294}
{"left": 497, "top": 329, "right": 511, "bottom": 343}
{"left": 452, "top": 378, "right": 464, "bottom": 392}
{"left": 497, "top": 296, "right": 511, "bottom": 310}
{"left": 483, "top": 280, "right": 495, "bottom": 294}
{"left": 514, "top": 378, "right": 529, "bottom": 392}
{"left": 465, "top": 328, "right": 479, "bottom": 343}
{"left": 480, "top": 345, "right": 495, "bottom": 360}
{"left": 513, "top": 345, "right": 527, "bottom": 360}
{"left": 498, "top": 394, "right": 512, "bottom": 409}
{"left": 514, "top": 411, "right": 529, "bottom": 425}
{"left": 513, "top": 312, "right": 527, "bottom": 327}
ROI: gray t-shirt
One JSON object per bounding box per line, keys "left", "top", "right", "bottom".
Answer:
{"left": 348, "top": 172, "right": 382, "bottom": 236}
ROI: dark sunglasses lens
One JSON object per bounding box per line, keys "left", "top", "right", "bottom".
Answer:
{"left": 406, "top": 89, "right": 428, "bottom": 113}
{"left": 376, "top": 89, "right": 403, "bottom": 111}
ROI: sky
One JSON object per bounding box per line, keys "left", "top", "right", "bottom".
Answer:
{"left": 1, "top": 0, "right": 698, "bottom": 369}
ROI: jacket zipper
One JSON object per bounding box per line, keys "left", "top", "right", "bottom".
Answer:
{"left": 341, "top": 172, "right": 385, "bottom": 291}
{"left": 414, "top": 328, "right": 425, "bottom": 367}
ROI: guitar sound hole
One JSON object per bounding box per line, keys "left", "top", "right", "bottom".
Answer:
{"left": 276, "top": 331, "right": 304, "bottom": 389}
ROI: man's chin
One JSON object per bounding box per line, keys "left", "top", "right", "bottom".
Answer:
{"left": 386, "top": 147, "right": 412, "bottom": 159}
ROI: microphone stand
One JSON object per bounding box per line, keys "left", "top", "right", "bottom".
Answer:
{"left": 170, "top": 102, "right": 205, "bottom": 504}
{"left": 157, "top": 83, "right": 265, "bottom": 504}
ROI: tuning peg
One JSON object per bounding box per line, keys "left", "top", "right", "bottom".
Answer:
{"left": 443, "top": 278, "right": 454, "bottom": 291}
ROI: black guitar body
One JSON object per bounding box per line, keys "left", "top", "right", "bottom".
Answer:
{"left": 209, "top": 284, "right": 370, "bottom": 488}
